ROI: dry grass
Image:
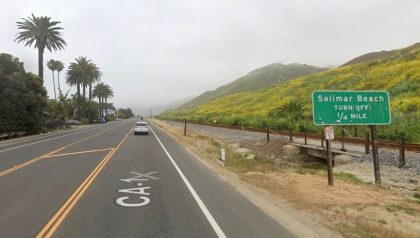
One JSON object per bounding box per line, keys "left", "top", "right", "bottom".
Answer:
{"left": 152, "top": 119, "right": 420, "bottom": 238}
{"left": 337, "top": 218, "right": 418, "bottom": 238}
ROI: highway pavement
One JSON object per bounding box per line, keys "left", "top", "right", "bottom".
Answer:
{"left": 0, "top": 118, "right": 294, "bottom": 238}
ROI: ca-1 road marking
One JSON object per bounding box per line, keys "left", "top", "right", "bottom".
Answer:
{"left": 116, "top": 171, "right": 159, "bottom": 207}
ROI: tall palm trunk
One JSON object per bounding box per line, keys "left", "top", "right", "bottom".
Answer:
{"left": 105, "top": 97, "right": 108, "bottom": 118}
{"left": 82, "top": 83, "right": 86, "bottom": 119}
{"left": 98, "top": 96, "right": 102, "bottom": 117}
{"left": 98, "top": 97, "right": 100, "bottom": 117}
{"left": 89, "top": 83, "right": 92, "bottom": 101}
{"left": 57, "top": 71, "right": 61, "bottom": 93}
{"left": 82, "top": 84, "right": 86, "bottom": 101}
{"left": 88, "top": 83, "right": 92, "bottom": 121}
{"left": 38, "top": 47, "right": 44, "bottom": 79}
{"left": 77, "top": 83, "right": 81, "bottom": 120}
{"left": 100, "top": 97, "right": 104, "bottom": 117}
{"left": 51, "top": 70, "right": 56, "bottom": 100}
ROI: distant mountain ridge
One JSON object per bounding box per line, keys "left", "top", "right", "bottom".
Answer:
{"left": 342, "top": 42, "right": 420, "bottom": 66}
{"left": 161, "top": 42, "right": 420, "bottom": 142}
{"left": 181, "top": 63, "right": 327, "bottom": 108}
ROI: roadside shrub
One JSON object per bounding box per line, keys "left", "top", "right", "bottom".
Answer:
{"left": 45, "top": 118, "right": 65, "bottom": 130}
{"left": 0, "top": 54, "right": 47, "bottom": 134}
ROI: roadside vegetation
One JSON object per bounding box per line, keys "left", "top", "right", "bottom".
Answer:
{"left": 0, "top": 54, "right": 47, "bottom": 134}
{"left": 160, "top": 43, "right": 420, "bottom": 143}
{"left": 152, "top": 119, "right": 420, "bottom": 238}
{"left": 0, "top": 14, "right": 120, "bottom": 135}
{"left": 117, "top": 108, "right": 135, "bottom": 119}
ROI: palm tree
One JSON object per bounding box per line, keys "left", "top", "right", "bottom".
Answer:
{"left": 47, "top": 59, "right": 57, "bottom": 100}
{"left": 104, "top": 84, "right": 114, "bottom": 118}
{"left": 87, "top": 62, "right": 102, "bottom": 102}
{"left": 93, "top": 83, "right": 107, "bottom": 117}
{"left": 93, "top": 83, "right": 113, "bottom": 118}
{"left": 55, "top": 60, "right": 64, "bottom": 93}
{"left": 273, "top": 101, "right": 305, "bottom": 141}
{"left": 66, "top": 57, "right": 91, "bottom": 120}
{"left": 85, "top": 62, "right": 101, "bottom": 121}
{"left": 15, "top": 14, "right": 66, "bottom": 80}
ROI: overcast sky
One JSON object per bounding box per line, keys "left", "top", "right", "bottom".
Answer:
{"left": 1, "top": 0, "right": 420, "bottom": 115}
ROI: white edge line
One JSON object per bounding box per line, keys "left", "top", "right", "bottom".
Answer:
{"left": 150, "top": 127, "right": 227, "bottom": 238}
{"left": 0, "top": 127, "right": 97, "bottom": 153}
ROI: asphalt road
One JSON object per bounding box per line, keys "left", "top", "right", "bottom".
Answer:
{"left": 0, "top": 119, "right": 294, "bottom": 238}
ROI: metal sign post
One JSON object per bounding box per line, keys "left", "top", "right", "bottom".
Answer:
{"left": 325, "top": 126, "right": 334, "bottom": 185}
{"left": 370, "top": 125, "right": 381, "bottom": 184}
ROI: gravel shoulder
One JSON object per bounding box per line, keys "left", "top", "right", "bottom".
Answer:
{"left": 155, "top": 119, "right": 420, "bottom": 238}
{"left": 170, "top": 120, "right": 420, "bottom": 187}
{"left": 151, "top": 119, "right": 338, "bottom": 238}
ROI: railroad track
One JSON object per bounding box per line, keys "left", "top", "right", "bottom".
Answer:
{"left": 183, "top": 121, "right": 420, "bottom": 153}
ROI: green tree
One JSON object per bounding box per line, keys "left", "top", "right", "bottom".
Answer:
{"left": 86, "top": 62, "right": 101, "bottom": 121}
{"left": 93, "top": 83, "right": 113, "bottom": 118}
{"left": 117, "top": 108, "right": 134, "bottom": 119}
{"left": 47, "top": 59, "right": 57, "bottom": 100}
{"left": 86, "top": 62, "right": 101, "bottom": 102}
{"left": 15, "top": 14, "right": 66, "bottom": 80}
{"left": 55, "top": 60, "right": 64, "bottom": 93}
{"left": 104, "top": 84, "right": 114, "bottom": 118}
{"left": 270, "top": 100, "right": 305, "bottom": 141}
{"left": 0, "top": 53, "right": 48, "bottom": 134}
{"left": 65, "top": 57, "right": 101, "bottom": 121}
{"left": 93, "top": 83, "right": 107, "bottom": 118}
{"left": 46, "top": 89, "right": 72, "bottom": 120}
{"left": 65, "top": 57, "right": 91, "bottom": 120}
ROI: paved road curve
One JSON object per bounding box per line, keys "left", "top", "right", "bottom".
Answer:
{"left": 0, "top": 118, "right": 294, "bottom": 238}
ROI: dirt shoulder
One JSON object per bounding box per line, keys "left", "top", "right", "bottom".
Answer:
{"left": 151, "top": 119, "right": 420, "bottom": 238}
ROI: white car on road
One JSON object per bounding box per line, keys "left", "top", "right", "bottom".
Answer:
{"left": 134, "top": 121, "right": 149, "bottom": 135}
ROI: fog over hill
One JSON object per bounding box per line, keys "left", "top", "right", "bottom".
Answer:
{"left": 181, "top": 63, "right": 327, "bottom": 109}
{"left": 160, "top": 42, "right": 420, "bottom": 142}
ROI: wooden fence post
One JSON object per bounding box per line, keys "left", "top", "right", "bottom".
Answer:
{"left": 184, "top": 120, "right": 187, "bottom": 136}
{"left": 266, "top": 126, "right": 270, "bottom": 143}
{"left": 340, "top": 126, "right": 346, "bottom": 152}
{"left": 289, "top": 127, "right": 292, "bottom": 141}
{"left": 399, "top": 134, "right": 405, "bottom": 167}
{"left": 365, "top": 131, "right": 370, "bottom": 154}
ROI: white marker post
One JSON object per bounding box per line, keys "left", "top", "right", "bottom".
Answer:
{"left": 220, "top": 148, "right": 226, "bottom": 166}
{"left": 325, "top": 126, "right": 334, "bottom": 185}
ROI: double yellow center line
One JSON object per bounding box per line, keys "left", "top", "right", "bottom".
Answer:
{"left": 0, "top": 125, "right": 119, "bottom": 177}
{"left": 44, "top": 148, "right": 115, "bottom": 158}
{"left": 36, "top": 127, "right": 133, "bottom": 238}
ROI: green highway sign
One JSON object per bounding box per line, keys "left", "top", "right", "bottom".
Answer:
{"left": 312, "top": 91, "right": 391, "bottom": 125}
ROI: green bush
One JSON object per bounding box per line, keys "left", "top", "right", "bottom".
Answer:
{"left": 0, "top": 53, "right": 47, "bottom": 134}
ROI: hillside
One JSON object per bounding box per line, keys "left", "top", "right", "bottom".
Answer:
{"left": 342, "top": 43, "right": 420, "bottom": 66}
{"left": 181, "top": 63, "right": 327, "bottom": 108}
{"left": 161, "top": 43, "right": 420, "bottom": 142}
